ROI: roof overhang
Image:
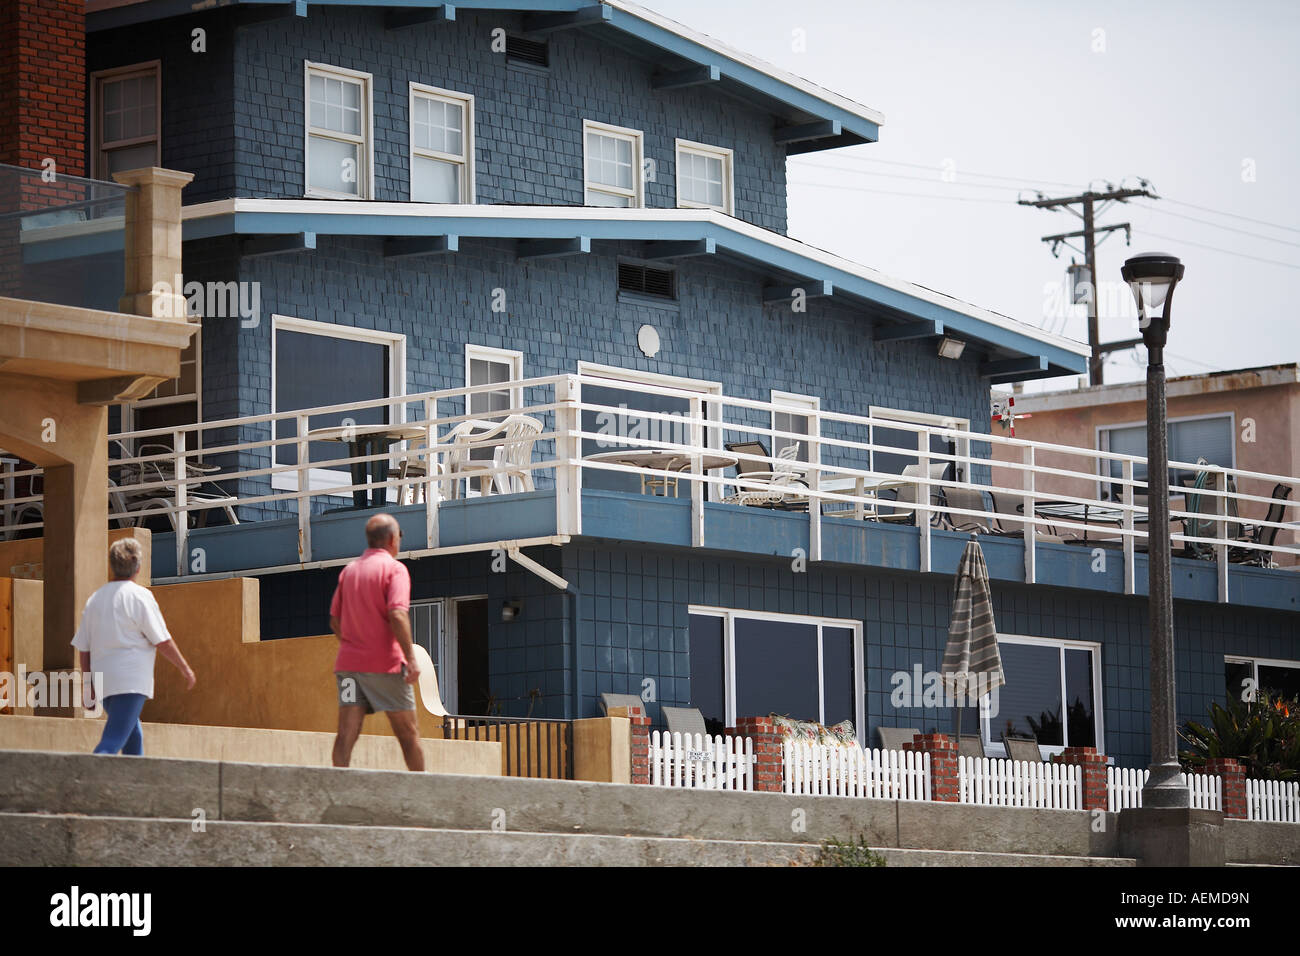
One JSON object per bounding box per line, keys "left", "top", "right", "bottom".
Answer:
{"left": 172, "top": 200, "right": 1087, "bottom": 378}
{"left": 85, "top": 0, "right": 882, "bottom": 153}
{"left": 1000, "top": 364, "right": 1300, "bottom": 413}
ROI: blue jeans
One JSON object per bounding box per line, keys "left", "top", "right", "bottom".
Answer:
{"left": 94, "top": 693, "right": 147, "bottom": 755}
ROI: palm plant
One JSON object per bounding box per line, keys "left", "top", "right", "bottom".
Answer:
{"left": 1180, "top": 692, "right": 1300, "bottom": 781}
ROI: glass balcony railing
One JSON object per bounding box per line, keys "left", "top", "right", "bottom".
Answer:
{"left": 0, "top": 163, "right": 133, "bottom": 312}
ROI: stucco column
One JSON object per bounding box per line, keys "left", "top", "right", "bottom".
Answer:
{"left": 112, "top": 167, "right": 195, "bottom": 321}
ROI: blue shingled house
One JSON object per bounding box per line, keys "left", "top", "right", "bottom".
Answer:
{"left": 71, "top": 0, "right": 1298, "bottom": 770}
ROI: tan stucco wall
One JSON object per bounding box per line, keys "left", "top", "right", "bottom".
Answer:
{"left": 990, "top": 383, "right": 1299, "bottom": 562}
{"left": 0, "top": 714, "right": 500, "bottom": 774}
{"left": 0, "top": 527, "right": 152, "bottom": 586}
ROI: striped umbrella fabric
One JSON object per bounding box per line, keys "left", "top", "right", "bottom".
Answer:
{"left": 941, "top": 538, "right": 1004, "bottom": 704}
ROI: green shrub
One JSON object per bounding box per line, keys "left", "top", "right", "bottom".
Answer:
{"left": 1179, "top": 692, "right": 1300, "bottom": 781}
{"left": 816, "top": 834, "right": 888, "bottom": 867}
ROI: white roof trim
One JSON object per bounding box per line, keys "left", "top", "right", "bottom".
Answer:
{"left": 182, "top": 198, "right": 1087, "bottom": 357}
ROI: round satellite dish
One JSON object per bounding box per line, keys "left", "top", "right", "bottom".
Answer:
{"left": 637, "top": 324, "right": 660, "bottom": 357}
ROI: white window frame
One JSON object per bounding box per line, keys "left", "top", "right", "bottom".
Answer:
{"left": 689, "top": 606, "right": 865, "bottom": 745}
{"left": 771, "top": 390, "right": 819, "bottom": 464}
{"left": 869, "top": 405, "right": 971, "bottom": 481}
{"left": 304, "top": 61, "right": 374, "bottom": 200}
{"left": 408, "top": 82, "right": 475, "bottom": 203}
{"left": 90, "top": 60, "right": 162, "bottom": 180}
{"left": 1225, "top": 655, "right": 1300, "bottom": 702}
{"left": 675, "top": 138, "right": 734, "bottom": 214}
{"left": 1096, "top": 412, "right": 1236, "bottom": 499}
{"left": 270, "top": 314, "right": 406, "bottom": 493}
{"left": 979, "top": 634, "right": 1105, "bottom": 759}
{"left": 582, "top": 120, "right": 644, "bottom": 208}
{"left": 465, "top": 344, "right": 523, "bottom": 418}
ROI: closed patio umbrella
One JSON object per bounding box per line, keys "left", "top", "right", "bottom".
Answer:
{"left": 941, "top": 538, "right": 1005, "bottom": 744}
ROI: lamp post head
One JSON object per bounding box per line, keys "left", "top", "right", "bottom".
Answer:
{"left": 1122, "top": 253, "right": 1184, "bottom": 347}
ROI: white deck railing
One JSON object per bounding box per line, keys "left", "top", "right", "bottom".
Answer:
{"left": 783, "top": 741, "right": 931, "bottom": 800}
{"left": 1, "top": 372, "right": 1297, "bottom": 590}
{"left": 649, "top": 731, "right": 754, "bottom": 790}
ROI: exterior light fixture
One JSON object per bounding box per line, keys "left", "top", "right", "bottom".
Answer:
{"left": 937, "top": 336, "right": 965, "bottom": 360}
{"left": 1121, "top": 251, "right": 1189, "bottom": 810}
{"left": 501, "top": 601, "right": 522, "bottom": 622}
{"left": 1121, "top": 252, "right": 1184, "bottom": 344}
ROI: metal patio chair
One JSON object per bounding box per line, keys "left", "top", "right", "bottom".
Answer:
{"left": 1001, "top": 733, "right": 1042, "bottom": 763}
{"left": 877, "top": 726, "right": 920, "bottom": 752}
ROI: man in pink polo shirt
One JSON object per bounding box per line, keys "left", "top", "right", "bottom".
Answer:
{"left": 329, "top": 513, "right": 424, "bottom": 771}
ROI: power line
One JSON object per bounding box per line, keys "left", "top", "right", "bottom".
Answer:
{"left": 1137, "top": 229, "right": 1300, "bottom": 271}
{"left": 1132, "top": 201, "right": 1300, "bottom": 249}
{"left": 792, "top": 162, "right": 1026, "bottom": 192}
{"left": 1161, "top": 197, "right": 1300, "bottom": 235}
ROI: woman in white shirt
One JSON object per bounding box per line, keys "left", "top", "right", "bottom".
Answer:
{"left": 72, "top": 537, "right": 196, "bottom": 755}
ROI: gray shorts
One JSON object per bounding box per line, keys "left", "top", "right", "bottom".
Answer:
{"left": 336, "top": 667, "right": 415, "bottom": 714}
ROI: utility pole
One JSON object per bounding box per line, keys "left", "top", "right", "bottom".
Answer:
{"left": 1020, "top": 183, "right": 1158, "bottom": 385}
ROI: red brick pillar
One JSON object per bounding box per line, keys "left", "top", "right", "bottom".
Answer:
{"left": 904, "top": 733, "right": 958, "bottom": 802}
{"left": 1204, "top": 757, "right": 1247, "bottom": 819}
{"left": 1053, "top": 746, "right": 1110, "bottom": 811}
{"left": 728, "top": 717, "right": 784, "bottom": 793}
{"left": 628, "top": 709, "right": 651, "bottom": 785}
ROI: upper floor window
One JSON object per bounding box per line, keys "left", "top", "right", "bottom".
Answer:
{"left": 465, "top": 344, "right": 522, "bottom": 419}
{"left": 305, "top": 62, "right": 372, "bottom": 199}
{"left": 771, "top": 391, "right": 819, "bottom": 463}
{"left": 675, "top": 139, "right": 733, "bottom": 214}
{"left": 91, "top": 62, "right": 161, "bottom": 178}
{"left": 410, "top": 83, "right": 474, "bottom": 203}
{"left": 583, "top": 121, "right": 643, "bottom": 207}
{"left": 1225, "top": 656, "right": 1300, "bottom": 705}
{"left": 1099, "top": 414, "right": 1233, "bottom": 493}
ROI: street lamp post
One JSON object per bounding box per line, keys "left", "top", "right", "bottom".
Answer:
{"left": 1122, "top": 252, "right": 1190, "bottom": 808}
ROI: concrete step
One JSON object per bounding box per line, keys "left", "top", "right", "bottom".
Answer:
{"left": 0, "top": 813, "right": 1136, "bottom": 867}
{"left": 0, "top": 750, "right": 1129, "bottom": 861}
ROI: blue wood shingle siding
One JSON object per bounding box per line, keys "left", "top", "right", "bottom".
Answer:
{"left": 256, "top": 544, "right": 1300, "bottom": 772}
{"left": 91, "top": 7, "right": 788, "bottom": 233}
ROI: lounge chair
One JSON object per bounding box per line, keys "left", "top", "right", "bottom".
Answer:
{"left": 958, "top": 733, "right": 985, "bottom": 759}
{"left": 599, "top": 692, "right": 646, "bottom": 718}
{"left": 1002, "top": 733, "right": 1042, "bottom": 763}
{"left": 878, "top": 463, "right": 947, "bottom": 525}
{"left": 662, "top": 706, "right": 709, "bottom": 738}
{"left": 722, "top": 440, "right": 808, "bottom": 508}
{"left": 877, "top": 726, "right": 920, "bottom": 752}
{"left": 940, "top": 484, "right": 993, "bottom": 534}
{"left": 987, "top": 491, "right": 1064, "bottom": 543}
{"left": 1230, "top": 482, "right": 1293, "bottom": 567}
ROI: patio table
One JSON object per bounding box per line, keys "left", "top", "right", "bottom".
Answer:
{"left": 585, "top": 449, "right": 737, "bottom": 497}
{"left": 1024, "top": 500, "right": 1150, "bottom": 543}
{"left": 820, "top": 474, "right": 911, "bottom": 520}
{"left": 308, "top": 422, "right": 428, "bottom": 509}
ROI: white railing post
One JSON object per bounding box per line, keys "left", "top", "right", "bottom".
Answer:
{"left": 808, "top": 408, "right": 821, "bottom": 562}
{"left": 554, "top": 375, "right": 582, "bottom": 536}
{"left": 1213, "top": 471, "right": 1229, "bottom": 603}
{"left": 918, "top": 427, "right": 931, "bottom": 573}
{"left": 1122, "top": 458, "right": 1136, "bottom": 595}
{"left": 425, "top": 397, "right": 439, "bottom": 550}
{"left": 1023, "top": 444, "right": 1036, "bottom": 584}
{"left": 690, "top": 394, "right": 703, "bottom": 548}
{"left": 173, "top": 429, "right": 188, "bottom": 576}
{"left": 296, "top": 413, "right": 312, "bottom": 563}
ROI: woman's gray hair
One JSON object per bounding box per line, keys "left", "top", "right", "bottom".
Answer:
{"left": 109, "top": 537, "right": 143, "bottom": 579}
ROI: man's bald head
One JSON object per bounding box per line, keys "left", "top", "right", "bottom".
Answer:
{"left": 365, "top": 513, "right": 400, "bottom": 551}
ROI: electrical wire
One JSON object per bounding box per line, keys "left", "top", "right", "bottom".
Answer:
{"left": 794, "top": 154, "right": 1088, "bottom": 190}
{"left": 787, "top": 179, "right": 1011, "bottom": 204}
{"left": 1137, "top": 230, "right": 1300, "bottom": 271}
{"left": 1132, "top": 201, "right": 1300, "bottom": 249}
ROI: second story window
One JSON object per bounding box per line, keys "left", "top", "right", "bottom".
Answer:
{"left": 583, "top": 121, "right": 643, "bottom": 207}
{"left": 675, "top": 139, "right": 733, "bottom": 214}
{"left": 305, "top": 62, "right": 372, "bottom": 199}
{"left": 91, "top": 62, "right": 161, "bottom": 178}
{"left": 410, "top": 84, "right": 474, "bottom": 203}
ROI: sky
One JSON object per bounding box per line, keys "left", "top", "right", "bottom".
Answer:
{"left": 647, "top": 0, "right": 1300, "bottom": 388}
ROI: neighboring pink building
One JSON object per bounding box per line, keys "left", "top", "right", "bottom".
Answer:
{"left": 990, "top": 364, "right": 1299, "bottom": 566}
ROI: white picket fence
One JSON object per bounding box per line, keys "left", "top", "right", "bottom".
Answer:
{"left": 1246, "top": 777, "right": 1300, "bottom": 823}
{"left": 1106, "top": 767, "right": 1222, "bottom": 811}
{"left": 957, "top": 756, "right": 1082, "bottom": 809}
{"left": 782, "top": 741, "right": 931, "bottom": 800}
{"left": 649, "top": 731, "right": 755, "bottom": 790}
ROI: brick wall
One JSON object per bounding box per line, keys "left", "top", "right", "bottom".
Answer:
{"left": 0, "top": 0, "right": 85, "bottom": 176}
